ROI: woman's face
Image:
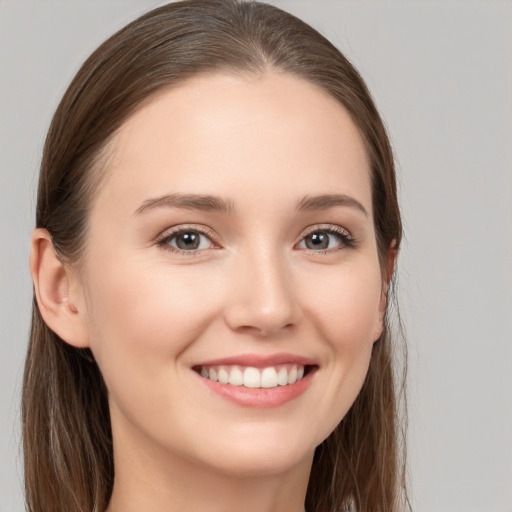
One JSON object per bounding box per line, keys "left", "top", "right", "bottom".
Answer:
{"left": 78, "top": 72, "right": 386, "bottom": 477}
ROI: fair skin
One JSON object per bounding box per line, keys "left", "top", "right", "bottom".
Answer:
{"left": 31, "top": 72, "right": 389, "bottom": 512}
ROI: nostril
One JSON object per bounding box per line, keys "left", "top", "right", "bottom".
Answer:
{"left": 223, "top": 277, "right": 302, "bottom": 336}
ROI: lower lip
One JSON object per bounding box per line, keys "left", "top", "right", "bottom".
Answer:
{"left": 195, "top": 369, "right": 315, "bottom": 408}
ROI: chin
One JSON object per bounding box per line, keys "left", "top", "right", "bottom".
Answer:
{"left": 185, "top": 424, "right": 321, "bottom": 478}
{"left": 206, "top": 445, "right": 314, "bottom": 479}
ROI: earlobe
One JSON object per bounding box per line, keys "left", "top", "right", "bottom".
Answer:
{"left": 373, "top": 240, "right": 398, "bottom": 342}
{"left": 372, "top": 282, "right": 388, "bottom": 342}
{"left": 30, "top": 228, "right": 89, "bottom": 348}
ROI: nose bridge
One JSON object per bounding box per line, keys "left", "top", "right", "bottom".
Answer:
{"left": 224, "top": 242, "right": 300, "bottom": 335}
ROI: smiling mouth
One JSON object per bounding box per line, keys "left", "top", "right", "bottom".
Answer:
{"left": 193, "top": 364, "right": 316, "bottom": 389}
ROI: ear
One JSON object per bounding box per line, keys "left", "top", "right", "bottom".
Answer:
{"left": 30, "top": 228, "right": 90, "bottom": 348}
{"left": 372, "top": 240, "right": 398, "bottom": 341}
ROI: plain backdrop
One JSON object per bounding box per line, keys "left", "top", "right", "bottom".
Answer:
{"left": 1, "top": 1, "right": 511, "bottom": 511}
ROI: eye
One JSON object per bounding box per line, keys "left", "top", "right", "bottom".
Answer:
{"left": 157, "top": 228, "right": 216, "bottom": 253}
{"left": 297, "top": 227, "right": 354, "bottom": 252}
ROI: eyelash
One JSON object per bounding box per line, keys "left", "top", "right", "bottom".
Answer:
{"left": 156, "top": 226, "right": 219, "bottom": 255}
{"left": 156, "top": 224, "right": 356, "bottom": 255}
{"left": 297, "top": 225, "right": 357, "bottom": 254}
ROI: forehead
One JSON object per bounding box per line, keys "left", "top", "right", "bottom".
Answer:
{"left": 93, "top": 72, "right": 372, "bottom": 218}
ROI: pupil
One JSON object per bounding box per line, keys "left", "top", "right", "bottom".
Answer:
{"left": 307, "top": 232, "right": 328, "bottom": 250}
{"left": 177, "top": 232, "right": 199, "bottom": 250}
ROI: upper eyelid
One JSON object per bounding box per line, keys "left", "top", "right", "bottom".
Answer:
{"left": 155, "top": 225, "right": 221, "bottom": 252}
{"left": 155, "top": 223, "right": 353, "bottom": 248}
{"left": 157, "top": 224, "right": 218, "bottom": 241}
{"left": 294, "top": 224, "right": 356, "bottom": 253}
{"left": 298, "top": 224, "right": 353, "bottom": 240}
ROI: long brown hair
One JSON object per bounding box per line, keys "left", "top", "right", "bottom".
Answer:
{"left": 23, "top": 1, "right": 407, "bottom": 511}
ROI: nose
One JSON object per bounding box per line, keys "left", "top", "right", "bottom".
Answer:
{"left": 224, "top": 249, "right": 301, "bottom": 337}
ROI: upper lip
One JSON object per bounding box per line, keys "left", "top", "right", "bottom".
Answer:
{"left": 193, "top": 352, "right": 317, "bottom": 368}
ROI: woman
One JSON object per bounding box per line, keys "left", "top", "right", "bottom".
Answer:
{"left": 23, "top": 1, "right": 407, "bottom": 511}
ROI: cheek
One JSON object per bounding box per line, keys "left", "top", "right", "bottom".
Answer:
{"left": 82, "top": 250, "right": 222, "bottom": 391}
{"left": 303, "top": 258, "right": 383, "bottom": 348}
{"left": 300, "top": 257, "right": 383, "bottom": 428}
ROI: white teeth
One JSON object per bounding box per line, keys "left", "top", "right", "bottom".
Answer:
{"left": 277, "top": 366, "right": 288, "bottom": 386}
{"left": 199, "top": 364, "right": 307, "bottom": 389}
{"left": 243, "top": 367, "right": 261, "bottom": 388}
{"left": 228, "top": 367, "right": 243, "bottom": 386}
{"left": 288, "top": 365, "right": 298, "bottom": 385}
{"left": 218, "top": 367, "right": 229, "bottom": 384}
{"left": 261, "top": 367, "right": 278, "bottom": 388}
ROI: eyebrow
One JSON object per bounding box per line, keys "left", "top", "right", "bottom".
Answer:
{"left": 134, "top": 192, "right": 368, "bottom": 217}
{"left": 296, "top": 194, "right": 368, "bottom": 217}
{"left": 134, "top": 193, "right": 235, "bottom": 215}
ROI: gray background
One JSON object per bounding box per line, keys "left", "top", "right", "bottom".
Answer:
{"left": 1, "top": 1, "right": 511, "bottom": 511}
